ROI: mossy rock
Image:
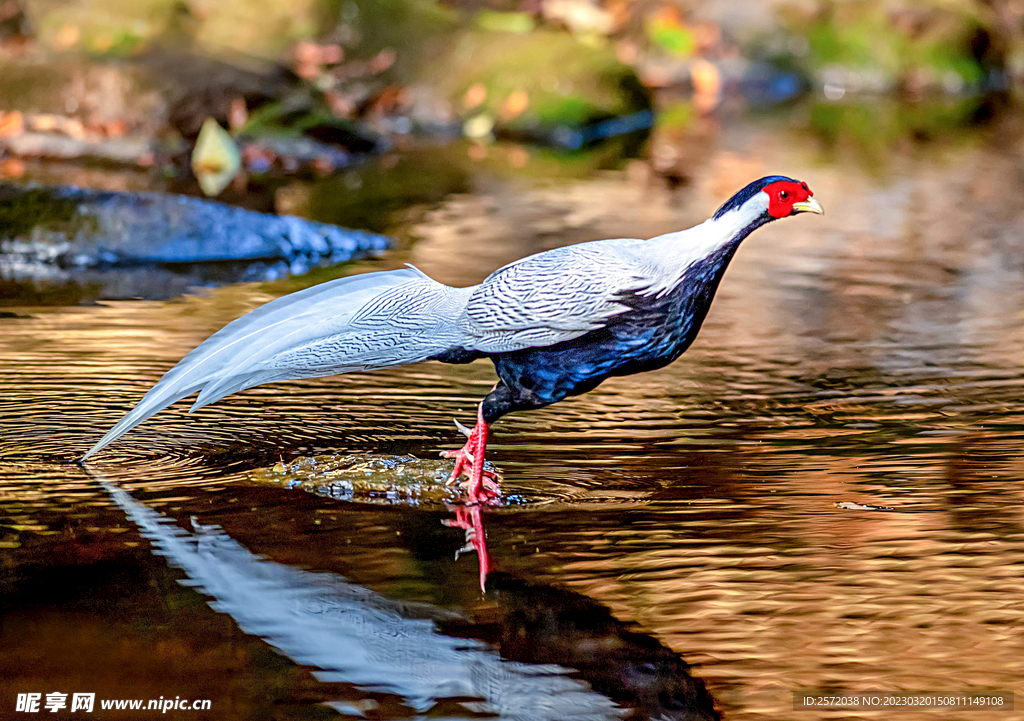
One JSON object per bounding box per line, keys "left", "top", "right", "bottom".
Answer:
{"left": 250, "top": 453, "right": 466, "bottom": 506}
{"left": 427, "top": 28, "right": 651, "bottom": 134}
{"left": 0, "top": 184, "right": 88, "bottom": 239}
{"left": 32, "top": 0, "right": 323, "bottom": 59}
{"left": 330, "top": 0, "right": 459, "bottom": 75}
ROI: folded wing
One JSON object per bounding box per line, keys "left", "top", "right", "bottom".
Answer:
{"left": 460, "top": 240, "right": 648, "bottom": 353}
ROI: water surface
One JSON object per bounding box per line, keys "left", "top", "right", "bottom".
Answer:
{"left": 3, "top": 113, "right": 1024, "bottom": 719}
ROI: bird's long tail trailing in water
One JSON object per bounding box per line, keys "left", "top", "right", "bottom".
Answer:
{"left": 79, "top": 267, "right": 471, "bottom": 462}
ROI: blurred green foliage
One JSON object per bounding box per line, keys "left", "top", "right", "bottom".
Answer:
{"left": 646, "top": 16, "right": 696, "bottom": 58}
{"left": 30, "top": 0, "right": 323, "bottom": 58}
{"left": 432, "top": 29, "right": 649, "bottom": 130}
{"left": 473, "top": 11, "right": 535, "bottom": 35}
{"left": 655, "top": 101, "right": 696, "bottom": 132}
{"left": 807, "top": 96, "right": 987, "bottom": 168}
{"left": 790, "top": 0, "right": 986, "bottom": 86}
{"left": 240, "top": 97, "right": 365, "bottom": 140}
{"left": 320, "top": 0, "right": 457, "bottom": 74}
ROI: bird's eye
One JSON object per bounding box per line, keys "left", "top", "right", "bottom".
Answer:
{"left": 779, "top": 190, "right": 789, "bottom": 200}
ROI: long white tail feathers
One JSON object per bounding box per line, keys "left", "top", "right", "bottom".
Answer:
{"left": 80, "top": 268, "right": 472, "bottom": 462}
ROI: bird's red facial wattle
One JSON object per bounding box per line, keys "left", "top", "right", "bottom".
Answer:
{"left": 763, "top": 180, "right": 821, "bottom": 218}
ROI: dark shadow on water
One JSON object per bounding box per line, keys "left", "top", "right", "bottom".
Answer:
{"left": 440, "top": 570, "right": 721, "bottom": 721}
{"left": 54, "top": 474, "right": 721, "bottom": 720}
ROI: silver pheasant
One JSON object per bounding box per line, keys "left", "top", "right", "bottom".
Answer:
{"left": 80, "top": 176, "right": 822, "bottom": 503}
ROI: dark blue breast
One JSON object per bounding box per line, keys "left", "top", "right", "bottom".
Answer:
{"left": 483, "top": 242, "right": 740, "bottom": 421}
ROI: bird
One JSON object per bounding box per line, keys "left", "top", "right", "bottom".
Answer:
{"left": 80, "top": 175, "right": 822, "bottom": 503}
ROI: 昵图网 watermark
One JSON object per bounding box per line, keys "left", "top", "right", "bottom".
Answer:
{"left": 16, "top": 693, "right": 212, "bottom": 714}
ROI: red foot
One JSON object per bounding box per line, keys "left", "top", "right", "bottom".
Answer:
{"left": 443, "top": 505, "right": 491, "bottom": 592}
{"left": 440, "top": 403, "right": 501, "bottom": 504}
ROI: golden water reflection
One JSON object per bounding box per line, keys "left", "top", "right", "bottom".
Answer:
{"left": 3, "top": 117, "right": 1024, "bottom": 719}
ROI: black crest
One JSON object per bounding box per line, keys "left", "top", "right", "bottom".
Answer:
{"left": 713, "top": 175, "right": 796, "bottom": 220}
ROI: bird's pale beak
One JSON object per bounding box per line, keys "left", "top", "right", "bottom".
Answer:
{"left": 792, "top": 197, "right": 824, "bottom": 215}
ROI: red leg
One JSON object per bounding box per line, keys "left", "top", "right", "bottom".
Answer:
{"left": 442, "top": 505, "right": 491, "bottom": 592}
{"left": 441, "top": 402, "right": 501, "bottom": 504}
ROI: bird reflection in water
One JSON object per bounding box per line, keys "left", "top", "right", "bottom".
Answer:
{"left": 92, "top": 474, "right": 720, "bottom": 720}
{"left": 442, "top": 504, "right": 491, "bottom": 592}
{"left": 436, "top": 506, "right": 720, "bottom": 719}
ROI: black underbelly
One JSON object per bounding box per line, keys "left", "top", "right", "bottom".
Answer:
{"left": 485, "top": 317, "right": 694, "bottom": 421}
{"left": 439, "top": 242, "right": 738, "bottom": 424}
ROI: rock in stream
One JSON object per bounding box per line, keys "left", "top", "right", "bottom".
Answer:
{"left": 0, "top": 183, "right": 390, "bottom": 302}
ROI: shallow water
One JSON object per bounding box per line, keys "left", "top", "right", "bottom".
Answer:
{"left": 3, "top": 112, "right": 1024, "bottom": 719}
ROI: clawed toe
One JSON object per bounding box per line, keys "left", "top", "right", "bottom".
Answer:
{"left": 463, "top": 481, "right": 500, "bottom": 505}
{"left": 440, "top": 447, "right": 477, "bottom": 464}
{"left": 442, "top": 404, "right": 502, "bottom": 504}
{"left": 481, "top": 476, "right": 500, "bottom": 493}
{"left": 442, "top": 452, "right": 501, "bottom": 503}
{"left": 443, "top": 452, "right": 500, "bottom": 488}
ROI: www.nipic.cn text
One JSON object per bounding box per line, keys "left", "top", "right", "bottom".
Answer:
{"left": 16, "top": 693, "right": 212, "bottom": 714}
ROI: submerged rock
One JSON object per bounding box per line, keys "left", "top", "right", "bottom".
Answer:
{"left": 251, "top": 453, "right": 464, "bottom": 506}
{"left": 0, "top": 183, "right": 390, "bottom": 302}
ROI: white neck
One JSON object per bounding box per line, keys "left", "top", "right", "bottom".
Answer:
{"left": 640, "top": 192, "right": 770, "bottom": 296}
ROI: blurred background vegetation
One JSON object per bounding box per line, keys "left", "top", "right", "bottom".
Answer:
{"left": 0, "top": 0, "right": 1021, "bottom": 208}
